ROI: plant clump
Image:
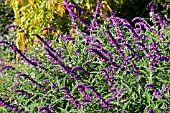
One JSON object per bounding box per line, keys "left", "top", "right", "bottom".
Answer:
{"left": 0, "top": 0, "right": 170, "bottom": 113}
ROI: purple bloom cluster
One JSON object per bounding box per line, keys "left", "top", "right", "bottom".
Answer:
{"left": 16, "top": 72, "right": 48, "bottom": 93}
{"left": 144, "top": 84, "right": 163, "bottom": 100}
{"left": 59, "top": 86, "right": 79, "bottom": 107}
{"left": 71, "top": 66, "right": 90, "bottom": 76}
{"left": 86, "top": 48, "right": 109, "bottom": 62}
{"left": 15, "top": 90, "right": 32, "bottom": 98}
{"left": 38, "top": 106, "right": 52, "bottom": 113}
{"left": 41, "top": 27, "right": 56, "bottom": 33}
{"left": 0, "top": 97, "right": 19, "bottom": 112}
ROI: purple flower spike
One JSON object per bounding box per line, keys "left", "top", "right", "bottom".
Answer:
{"left": 162, "top": 84, "right": 166, "bottom": 91}
{"left": 149, "top": 65, "right": 153, "bottom": 73}
{"left": 105, "top": 97, "right": 114, "bottom": 103}
{"left": 151, "top": 55, "right": 170, "bottom": 65}
{"left": 59, "top": 86, "right": 68, "bottom": 91}
{"left": 12, "top": 82, "right": 20, "bottom": 90}
{"left": 123, "top": 24, "right": 138, "bottom": 40}
{"left": 0, "top": 97, "right": 19, "bottom": 111}
{"left": 41, "top": 27, "right": 56, "bottom": 33}
{"left": 144, "top": 84, "right": 156, "bottom": 91}
{"left": 104, "top": 30, "right": 120, "bottom": 50}
{"left": 16, "top": 72, "right": 48, "bottom": 93}
{"left": 94, "top": 0, "right": 102, "bottom": 17}
{"left": 62, "top": 35, "right": 74, "bottom": 42}
{"left": 108, "top": 87, "right": 116, "bottom": 93}
{"left": 71, "top": 66, "right": 90, "bottom": 76}
{"left": 42, "top": 79, "right": 48, "bottom": 83}
{"left": 5, "top": 24, "right": 19, "bottom": 29}
{"left": 87, "top": 48, "right": 109, "bottom": 62}
{"left": 147, "top": 2, "right": 154, "bottom": 11}
{"left": 15, "top": 90, "right": 32, "bottom": 98}
{"left": 38, "top": 106, "right": 51, "bottom": 113}
{"left": 0, "top": 65, "right": 15, "bottom": 72}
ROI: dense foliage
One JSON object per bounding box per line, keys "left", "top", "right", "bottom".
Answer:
{"left": 0, "top": 0, "right": 170, "bottom": 113}
{"left": 0, "top": 1, "right": 15, "bottom": 63}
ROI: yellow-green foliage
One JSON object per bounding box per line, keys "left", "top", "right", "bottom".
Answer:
{"left": 5, "top": 0, "right": 121, "bottom": 50}
{"left": 5, "top": 0, "right": 68, "bottom": 50}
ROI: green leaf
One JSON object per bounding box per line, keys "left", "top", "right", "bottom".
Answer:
{"left": 123, "top": 100, "right": 130, "bottom": 109}
{"left": 145, "top": 90, "right": 151, "bottom": 105}
{"left": 58, "top": 107, "right": 69, "bottom": 113}
{"left": 122, "top": 82, "right": 132, "bottom": 93}
{"left": 137, "top": 85, "right": 141, "bottom": 95}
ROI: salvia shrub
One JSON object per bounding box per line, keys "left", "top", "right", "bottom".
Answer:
{"left": 0, "top": 1, "right": 170, "bottom": 113}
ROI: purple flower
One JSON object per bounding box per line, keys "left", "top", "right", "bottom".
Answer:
{"left": 81, "top": 99, "right": 92, "bottom": 106}
{"left": 5, "top": 24, "right": 26, "bottom": 34}
{"left": 94, "top": 0, "right": 102, "bottom": 17}
{"left": 101, "top": 14, "right": 109, "bottom": 21}
{"left": 0, "top": 65, "right": 15, "bottom": 72}
{"left": 90, "top": 43, "right": 101, "bottom": 49}
{"left": 38, "top": 106, "right": 51, "bottom": 113}
{"left": 24, "top": 33, "right": 28, "bottom": 37}
{"left": 5, "top": 24, "right": 19, "bottom": 29}
{"left": 42, "top": 79, "right": 48, "bottom": 83}
{"left": 151, "top": 55, "right": 169, "bottom": 65}
{"left": 100, "top": 69, "right": 113, "bottom": 86}
{"left": 71, "top": 66, "right": 90, "bottom": 76}
{"left": 48, "top": 104, "right": 52, "bottom": 110}
{"left": 132, "top": 17, "right": 150, "bottom": 29}
{"left": 68, "top": 4, "right": 93, "bottom": 18}
{"left": 162, "top": 84, "right": 166, "bottom": 91}
{"left": 61, "top": 88, "right": 79, "bottom": 107}
{"left": 41, "top": 27, "right": 56, "bottom": 33}
{"left": 0, "top": 97, "right": 19, "bottom": 111}
{"left": 123, "top": 24, "right": 138, "bottom": 40}
{"left": 32, "top": 34, "right": 57, "bottom": 54}
{"left": 62, "top": 35, "right": 74, "bottom": 42}
{"left": 121, "top": 110, "right": 125, "bottom": 113}
{"left": 9, "top": 43, "right": 47, "bottom": 70}
{"left": 0, "top": 101, "right": 5, "bottom": 106}
{"left": 105, "top": 97, "right": 114, "bottom": 103}
{"left": 123, "top": 44, "right": 137, "bottom": 55}
{"left": 16, "top": 72, "right": 48, "bottom": 93}
{"left": 76, "top": 83, "right": 92, "bottom": 102}
{"left": 87, "top": 48, "right": 109, "bottom": 62}
{"left": 51, "top": 82, "right": 56, "bottom": 90}
{"left": 152, "top": 90, "right": 162, "bottom": 100}
{"left": 64, "top": 3, "right": 89, "bottom": 29}
{"left": 99, "top": 98, "right": 107, "bottom": 107}
{"left": 42, "top": 94, "right": 45, "bottom": 100}
{"left": 59, "top": 86, "right": 69, "bottom": 92}
{"left": 104, "top": 30, "right": 120, "bottom": 50}
{"left": 15, "top": 90, "right": 32, "bottom": 98}
{"left": 144, "top": 84, "right": 156, "bottom": 91}
{"left": 108, "top": 87, "right": 116, "bottom": 93}
{"left": 147, "top": 108, "right": 154, "bottom": 113}
{"left": 149, "top": 65, "right": 153, "bottom": 73}
{"left": 130, "top": 61, "right": 140, "bottom": 75}
{"left": 74, "top": 49, "right": 79, "bottom": 56}
{"left": 147, "top": 2, "right": 154, "bottom": 11}
{"left": 12, "top": 82, "right": 20, "bottom": 90}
